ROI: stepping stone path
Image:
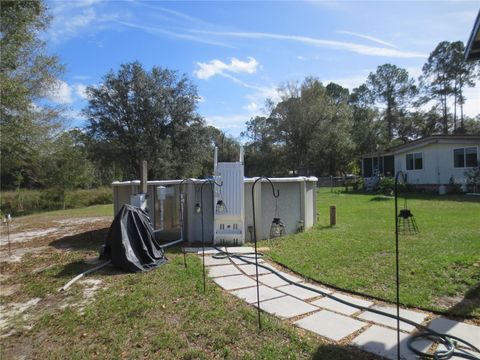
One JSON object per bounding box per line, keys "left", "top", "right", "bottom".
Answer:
{"left": 188, "top": 247, "right": 480, "bottom": 360}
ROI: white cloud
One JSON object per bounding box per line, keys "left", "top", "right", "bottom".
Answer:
{"left": 116, "top": 20, "right": 231, "bottom": 48}
{"left": 49, "top": 80, "right": 74, "bottom": 104}
{"left": 337, "top": 30, "right": 397, "bottom": 48}
{"left": 204, "top": 114, "right": 250, "bottom": 131}
{"left": 49, "top": 7, "right": 97, "bottom": 43}
{"left": 72, "top": 75, "right": 92, "bottom": 81}
{"left": 244, "top": 102, "right": 258, "bottom": 112}
{"left": 197, "top": 95, "right": 206, "bottom": 103}
{"left": 297, "top": 55, "right": 305, "bottom": 60}
{"left": 324, "top": 73, "right": 369, "bottom": 90}
{"left": 75, "top": 84, "right": 88, "bottom": 100}
{"left": 193, "top": 30, "right": 427, "bottom": 59}
{"left": 194, "top": 57, "right": 259, "bottom": 80}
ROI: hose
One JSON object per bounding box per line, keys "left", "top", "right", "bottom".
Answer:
{"left": 212, "top": 248, "right": 480, "bottom": 360}
{"left": 59, "top": 260, "right": 111, "bottom": 292}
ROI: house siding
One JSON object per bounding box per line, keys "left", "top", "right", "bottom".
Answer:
{"left": 394, "top": 142, "right": 479, "bottom": 186}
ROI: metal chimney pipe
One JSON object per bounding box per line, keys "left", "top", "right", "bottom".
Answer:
{"left": 140, "top": 160, "right": 148, "bottom": 194}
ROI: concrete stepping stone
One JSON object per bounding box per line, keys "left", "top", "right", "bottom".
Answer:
{"left": 312, "top": 293, "right": 372, "bottom": 316}
{"left": 194, "top": 247, "right": 225, "bottom": 255}
{"left": 295, "top": 310, "right": 366, "bottom": 341}
{"left": 258, "top": 273, "right": 291, "bottom": 288}
{"left": 238, "top": 264, "right": 272, "bottom": 276}
{"left": 213, "top": 275, "right": 257, "bottom": 290}
{"left": 255, "top": 295, "right": 318, "bottom": 319}
{"left": 277, "top": 284, "right": 324, "bottom": 300}
{"left": 351, "top": 325, "right": 432, "bottom": 360}
{"left": 208, "top": 265, "right": 242, "bottom": 278}
{"left": 231, "top": 285, "right": 284, "bottom": 304}
{"left": 203, "top": 256, "right": 231, "bottom": 266}
{"left": 223, "top": 247, "right": 255, "bottom": 254}
{"left": 428, "top": 317, "right": 480, "bottom": 350}
{"left": 358, "top": 305, "right": 427, "bottom": 333}
{"left": 230, "top": 256, "right": 264, "bottom": 265}
{"left": 302, "top": 283, "right": 333, "bottom": 295}
{"left": 276, "top": 271, "right": 304, "bottom": 284}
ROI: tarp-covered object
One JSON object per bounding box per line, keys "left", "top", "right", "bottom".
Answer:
{"left": 104, "top": 204, "right": 166, "bottom": 272}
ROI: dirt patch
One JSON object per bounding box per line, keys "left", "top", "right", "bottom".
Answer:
{"left": 0, "top": 297, "right": 41, "bottom": 334}
{"left": 0, "top": 246, "right": 50, "bottom": 263}
{"left": 434, "top": 294, "right": 465, "bottom": 309}
{"left": 1, "top": 216, "right": 111, "bottom": 248}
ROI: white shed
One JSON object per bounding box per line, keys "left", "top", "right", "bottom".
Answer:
{"left": 112, "top": 177, "right": 318, "bottom": 244}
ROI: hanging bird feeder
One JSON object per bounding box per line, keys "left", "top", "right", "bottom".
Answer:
{"left": 215, "top": 199, "right": 227, "bottom": 214}
{"left": 398, "top": 207, "right": 419, "bottom": 235}
{"left": 269, "top": 198, "right": 285, "bottom": 239}
{"left": 270, "top": 217, "right": 286, "bottom": 238}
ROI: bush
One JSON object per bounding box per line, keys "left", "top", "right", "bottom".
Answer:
{"left": 448, "top": 176, "right": 462, "bottom": 194}
{"left": 0, "top": 187, "right": 112, "bottom": 216}
{"left": 378, "top": 177, "right": 395, "bottom": 195}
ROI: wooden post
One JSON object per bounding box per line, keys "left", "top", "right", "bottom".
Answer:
{"left": 140, "top": 160, "right": 148, "bottom": 194}
{"left": 330, "top": 205, "right": 336, "bottom": 226}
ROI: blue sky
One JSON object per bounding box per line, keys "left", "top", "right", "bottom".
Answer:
{"left": 45, "top": 0, "right": 480, "bottom": 138}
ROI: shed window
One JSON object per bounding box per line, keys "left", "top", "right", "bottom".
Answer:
{"left": 406, "top": 153, "right": 422, "bottom": 170}
{"left": 454, "top": 147, "right": 478, "bottom": 168}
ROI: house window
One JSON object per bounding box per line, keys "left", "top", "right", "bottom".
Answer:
{"left": 406, "top": 153, "right": 422, "bottom": 170}
{"left": 454, "top": 147, "right": 478, "bottom": 168}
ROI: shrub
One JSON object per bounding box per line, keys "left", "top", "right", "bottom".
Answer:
{"left": 448, "top": 176, "right": 462, "bottom": 194}
{"left": 0, "top": 187, "right": 113, "bottom": 216}
{"left": 378, "top": 177, "right": 395, "bottom": 195}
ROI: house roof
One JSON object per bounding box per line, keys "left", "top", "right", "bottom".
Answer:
{"left": 361, "top": 135, "right": 480, "bottom": 158}
{"left": 465, "top": 10, "right": 480, "bottom": 61}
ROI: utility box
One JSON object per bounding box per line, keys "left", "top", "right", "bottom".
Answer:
{"left": 130, "top": 193, "right": 147, "bottom": 210}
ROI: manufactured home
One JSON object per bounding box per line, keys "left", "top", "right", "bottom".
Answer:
{"left": 361, "top": 135, "right": 480, "bottom": 190}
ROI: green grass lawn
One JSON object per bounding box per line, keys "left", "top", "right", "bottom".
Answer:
{"left": 1, "top": 251, "right": 376, "bottom": 359}
{"left": 267, "top": 189, "right": 480, "bottom": 318}
{"left": 43, "top": 203, "right": 113, "bottom": 217}
{"left": 1, "top": 204, "right": 378, "bottom": 359}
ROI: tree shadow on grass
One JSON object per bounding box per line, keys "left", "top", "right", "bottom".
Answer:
{"left": 338, "top": 190, "right": 480, "bottom": 203}
{"left": 54, "top": 259, "right": 124, "bottom": 279}
{"left": 49, "top": 228, "right": 109, "bottom": 252}
{"left": 370, "top": 196, "right": 393, "bottom": 202}
{"left": 445, "top": 282, "right": 480, "bottom": 318}
{"left": 311, "top": 343, "right": 382, "bottom": 360}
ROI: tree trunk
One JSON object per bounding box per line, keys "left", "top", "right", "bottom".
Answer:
{"left": 453, "top": 81, "right": 457, "bottom": 132}
{"left": 442, "top": 93, "right": 448, "bottom": 135}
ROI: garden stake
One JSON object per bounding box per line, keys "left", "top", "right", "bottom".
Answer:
{"left": 251, "top": 177, "right": 279, "bottom": 330}
{"left": 394, "top": 171, "right": 406, "bottom": 360}
{"left": 200, "top": 178, "right": 223, "bottom": 293}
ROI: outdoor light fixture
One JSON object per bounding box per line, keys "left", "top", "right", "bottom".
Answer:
{"left": 195, "top": 203, "right": 201, "bottom": 214}
{"left": 269, "top": 217, "right": 286, "bottom": 238}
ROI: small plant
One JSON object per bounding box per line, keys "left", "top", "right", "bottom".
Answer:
{"left": 448, "top": 176, "right": 462, "bottom": 194}
{"left": 465, "top": 162, "right": 480, "bottom": 193}
{"left": 354, "top": 177, "right": 364, "bottom": 191}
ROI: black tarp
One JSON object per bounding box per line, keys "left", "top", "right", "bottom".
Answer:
{"left": 104, "top": 204, "right": 167, "bottom": 272}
